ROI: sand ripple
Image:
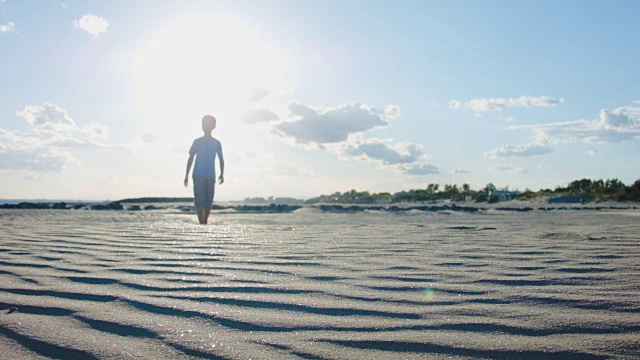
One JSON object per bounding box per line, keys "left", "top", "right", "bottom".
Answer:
{"left": 1, "top": 209, "right": 639, "bottom": 359}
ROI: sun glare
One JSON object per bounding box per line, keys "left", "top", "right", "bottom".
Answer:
{"left": 134, "top": 13, "right": 287, "bottom": 142}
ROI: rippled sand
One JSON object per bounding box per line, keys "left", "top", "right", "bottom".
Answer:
{"left": 1, "top": 209, "right": 639, "bottom": 359}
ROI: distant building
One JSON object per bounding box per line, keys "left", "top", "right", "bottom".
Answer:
{"left": 490, "top": 189, "right": 520, "bottom": 201}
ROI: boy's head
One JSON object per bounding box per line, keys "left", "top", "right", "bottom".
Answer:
{"left": 202, "top": 115, "right": 216, "bottom": 134}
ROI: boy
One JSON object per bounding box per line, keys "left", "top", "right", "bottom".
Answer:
{"left": 184, "top": 115, "right": 225, "bottom": 224}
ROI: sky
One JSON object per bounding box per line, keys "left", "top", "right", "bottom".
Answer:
{"left": 1, "top": 0, "right": 639, "bottom": 201}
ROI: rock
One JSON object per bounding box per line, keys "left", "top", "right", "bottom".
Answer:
{"left": 274, "top": 204, "right": 302, "bottom": 212}
{"left": 18, "top": 202, "right": 50, "bottom": 209}
{"left": 318, "top": 205, "right": 339, "bottom": 212}
{"left": 496, "top": 207, "right": 533, "bottom": 212}
{"left": 429, "top": 205, "right": 450, "bottom": 212}
{"left": 91, "top": 202, "right": 124, "bottom": 210}
{"left": 52, "top": 202, "right": 69, "bottom": 210}
{"left": 234, "top": 204, "right": 302, "bottom": 213}
{"left": 448, "top": 204, "right": 480, "bottom": 213}
{"left": 128, "top": 205, "right": 141, "bottom": 211}
{"left": 108, "top": 202, "right": 124, "bottom": 210}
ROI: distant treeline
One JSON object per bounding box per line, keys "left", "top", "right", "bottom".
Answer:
{"left": 305, "top": 178, "right": 640, "bottom": 204}
{"left": 115, "top": 178, "right": 640, "bottom": 205}
{"left": 117, "top": 197, "right": 193, "bottom": 203}
{"left": 518, "top": 178, "right": 640, "bottom": 202}
{"left": 306, "top": 183, "right": 496, "bottom": 204}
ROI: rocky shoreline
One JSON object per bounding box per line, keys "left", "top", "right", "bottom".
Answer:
{"left": 1, "top": 201, "right": 637, "bottom": 213}
{"left": 0, "top": 202, "right": 167, "bottom": 211}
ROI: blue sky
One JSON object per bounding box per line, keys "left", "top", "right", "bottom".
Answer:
{"left": 1, "top": 0, "right": 639, "bottom": 200}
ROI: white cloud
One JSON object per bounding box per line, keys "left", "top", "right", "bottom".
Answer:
{"left": 73, "top": 14, "right": 109, "bottom": 38}
{"left": 269, "top": 101, "right": 439, "bottom": 175}
{"left": 17, "top": 102, "right": 76, "bottom": 127}
{"left": 599, "top": 108, "right": 635, "bottom": 129}
{"left": 288, "top": 102, "right": 320, "bottom": 119}
{"left": 62, "top": 3, "right": 69, "bottom": 10}
{"left": 82, "top": 123, "right": 109, "bottom": 141}
{"left": 484, "top": 106, "right": 640, "bottom": 159}
{"left": 336, "top": 136, "right": 437, "bottom": 176}
{"left": 586, "top": 149, "right": 599, "bottom": 156}
{"left": 274, "top": 102, "right": 391, "bottom": 144}
{"left": 2, "top": 103, "right": 115, "bottom": 172}
{"left": 452, "top": 95, "right": 564, "bottom": 112}
{"left": 247, "top": 88, "right": 270, "bottom": 103}
{"left": 492, "top": 165, "right": 527, "bottom": 174}
{"left": 505, "top": 116, "right": 515, "bottom": 122}
{"left": 485, "top": 138, "right": 553, "bottom": 158}
{"left": 452, "top": 168, "right": 472, "bottom": 174}
{"left": 241, "top": 108, "right": 280, "bottom": 124}
{"left": 0, "top": 21, "right": 15, "bottom": 33}
{"left": 0, "top": 128, "right": 74, "bottom": 172}
{"left": 616, "top": 105, "right": 640, "bottom": 119}
{"left": 0, "top": 148, "right": 70, "bottom": 172}
{"left": 341, "top": 138, "right": 426, "bottom": 165}
{"left": 488, "top": 103, "right": 640, "bottom": 159}
{"left": 508, "top": 105, "right": 640, "bottom": 144}
{"left": 384, "top": 105, "right": 401, "bottom": 119}
{"left": 404, "top": 163, "right": 440, "bottom": 175}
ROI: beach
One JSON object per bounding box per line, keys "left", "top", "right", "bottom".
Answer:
{"left": 1, "top": 207, "right": 639, "bottom": 359}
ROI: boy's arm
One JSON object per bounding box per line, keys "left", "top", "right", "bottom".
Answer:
{"left": 218, "top": 152, "right": 225, "bottom": 185}
{"left": 184, "top": 154, "right": 195, "bottom": 187}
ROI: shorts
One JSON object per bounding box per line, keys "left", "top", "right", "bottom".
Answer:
{"left": 193, "top": 175, "right": 215, "bottom": 209}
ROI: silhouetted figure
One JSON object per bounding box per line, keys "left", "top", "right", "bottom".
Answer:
{"left": 184, "top": 115, "right": 225, "bottom": 224}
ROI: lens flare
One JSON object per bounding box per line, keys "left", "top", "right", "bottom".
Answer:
{"left": 423, "top": 288, "right": 436, "bottom": 302}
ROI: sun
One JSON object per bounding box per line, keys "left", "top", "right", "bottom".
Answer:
{"left": 134, "top": 12, "right": 287, "bottom": 142}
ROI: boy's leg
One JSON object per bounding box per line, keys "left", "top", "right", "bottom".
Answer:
{"left": 204, "top": 208, "right": 211, "bottom": 223}
{"left": 203, "top": 177, "right": 214, "bottom": 224}
{"left": 196, "top": 205, "right": 205, "bottom": 224}
{"left": 193, "top": 175, "right": 208, "bottom": 224}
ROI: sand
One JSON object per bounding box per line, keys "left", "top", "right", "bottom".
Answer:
{"left": 0, "top": 208, "right": 639, "bottom": 359}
